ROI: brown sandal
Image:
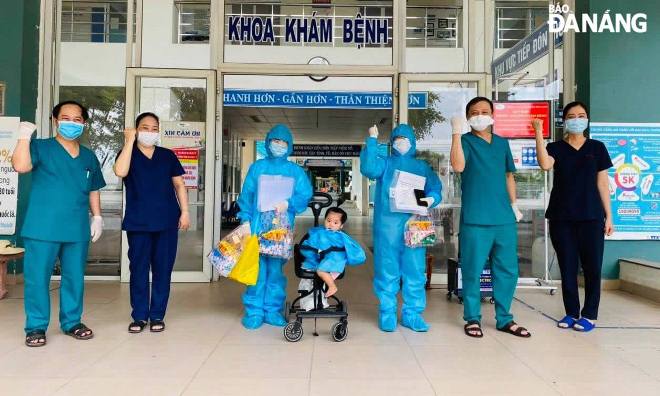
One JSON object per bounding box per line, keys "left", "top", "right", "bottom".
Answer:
{"left": 25, "top": 330, "right": 47, "bottom": 347}
{"left": 464, "top": 321, "right": 483, "bottom": 338}
{"left": 497, "top": 321, "right": 531, "bottom": 338}
{"left": 66, "top": 323, "right": 94, "bottom": 340}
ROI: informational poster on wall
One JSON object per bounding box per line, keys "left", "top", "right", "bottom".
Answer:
{"left": 161, "top": 121, "right": 205, "bottom": 148}
{"left": 0, "top": 117, "right": 19, "bottom": 234}
{"left": 508, "top": 139, "right": 540, "bottom": 169}
{"left": 493, "top": 101, "right": 551, "bottom": 138}
{"left": 161, "top": 121, "right": 204, "bottom": 189}
{"left": 591, "top": 123, "right": 660, "bottom": 240}
{"left": 172, "top": 148, "right": 200, "bottom": 190}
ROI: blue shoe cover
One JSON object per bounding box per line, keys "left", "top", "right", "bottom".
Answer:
{"left": 264, "top": 312, "right": 287, "bottom": 327}
{"left": 557, "top": 315, "right": 577, "bottom": 329}
{"left": 242, "top": 315, "right": 264, "bottom": 330}
{"left": 573, "top": 318, "right": 596, "bottom": 332}
{"left": 401, "top": 314, "right": 430, "bottom": 332}
{"left": 378, "top": 312, "right": 397, "bottom": 332}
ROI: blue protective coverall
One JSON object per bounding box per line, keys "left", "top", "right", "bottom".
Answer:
{"left": 237, "top": 125, "right": 313, "bottom": 329}
{"left": 301, "top": 226, "right": 367, "bottom": 273}
{"left": 360, "top": 124, "right": 442, "bottom": 332}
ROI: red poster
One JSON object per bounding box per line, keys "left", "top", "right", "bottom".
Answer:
{"left": 493, "top": 101, "right": 551, "bottom": 138}
{"left": 172, "top": 148, "right": 200, "bottom": 189}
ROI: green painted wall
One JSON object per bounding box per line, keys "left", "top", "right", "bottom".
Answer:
{"left": 576, "top": 0, "right": 660, "bottom": 279}
{"left": 0, "top": 0, "right": 40, "bottom": 273}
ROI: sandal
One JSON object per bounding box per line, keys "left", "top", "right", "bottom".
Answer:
{"left": 497, "top": 321, "right": 531, "bottom": 338}
{"left": 25, "top": 330, "right": 47, "bottom": 347}
{"left": 66, "top": 323, "right": 94, "bottom": 340}
{"left": 573, "top": 318, "right": 596, "bottom": 332}
{"left": 128, "top": 320, "right": 148, "bottom": 334}
{"left": 464, "top": 320, "right": 483, "bottom": 338}
{"left": 150, "top": 320, "right": 165, "bottom": 332}
{"left": 557, "top": 315, "right": 577, "bottom": 329}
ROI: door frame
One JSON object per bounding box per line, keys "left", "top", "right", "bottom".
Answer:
{"left": 122, "top": 67, "right": 217, "bottom": 283}
{"left": 399, "top": 73, "right": 487, "bottom": 285}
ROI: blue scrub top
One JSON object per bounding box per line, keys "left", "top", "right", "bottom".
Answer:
{"left": 545, "top": 139, "right": 613, "bottom": 221}
{"left": 21, "top": 138, "right": 106, "bottom": 242}
{"left": 120, "top": 145, "right": 185, "bottom": 232}
{"left": 460, "top": 132, "right": 517, "bottom": 226}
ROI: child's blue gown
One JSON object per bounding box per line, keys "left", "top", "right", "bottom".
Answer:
{"left": 301, "top": 226, "right": 366, "bottom": 274}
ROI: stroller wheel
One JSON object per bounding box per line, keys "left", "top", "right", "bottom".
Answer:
{"left": 284, "top": 321, "right": 303, "bottom": 342}
{"left": 331, "top": 321, "right": 348, "bottom": 342}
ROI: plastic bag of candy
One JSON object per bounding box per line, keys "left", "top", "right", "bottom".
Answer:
{"left": 404, "top": 215, "right": 438, "bottom": 248}
{"left": 207, "top": 222, "right": 252, "bottom": 276}
{"left": 259, "top": 210, "right": 293, "bottom": 259}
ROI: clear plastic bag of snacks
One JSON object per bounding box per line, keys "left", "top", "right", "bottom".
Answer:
{"left": 259, "top": 210, "right": 293, "bottom": 259}
{"left": 207, "top": 222, "right": 252, "bottom": 277}
{"left": 404, "top": 215, "right": 438, "bottom": 248}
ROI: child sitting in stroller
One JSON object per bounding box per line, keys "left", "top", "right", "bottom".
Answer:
{"left": 300, "top": 207, "right": 366, "bottom": 297}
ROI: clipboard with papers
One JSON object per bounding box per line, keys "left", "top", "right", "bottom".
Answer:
{"left": 257, "top": 174, "right": 294, "bottom": 212}
{"left": 389, "top": 170, "right": 428, "bottom": 215}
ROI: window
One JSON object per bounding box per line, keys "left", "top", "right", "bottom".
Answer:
{"left": 176, "top": 1, "right": 211, "bottom": 43}
{"left": 495, "top": 3, "right": 547, "bottom": 49}
{"left": 406, "top": 6, "right": 462, "bottom": 48}
{"left": 61, "top": 1, "right": 132, "bottom": 43}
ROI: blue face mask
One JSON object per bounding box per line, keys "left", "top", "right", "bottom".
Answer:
{"left": 565, "top": 118, "right": 589, "bottom": 135}
{"left": 270, "top": 141, "right": 288, "bottom": 158}
{"left": 58, "top": 121, "right": 85, "bottom": 140}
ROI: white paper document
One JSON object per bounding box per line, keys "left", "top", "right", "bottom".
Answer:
{"left": 389, "top": 170, "right": 428, "bottom": 215}
{"left": 257, "top": 174, "right": 294, "bottom": 212}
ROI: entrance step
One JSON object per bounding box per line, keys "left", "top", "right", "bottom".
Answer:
{"left": 619, "top": 258, "right": 660, "bottom": 302}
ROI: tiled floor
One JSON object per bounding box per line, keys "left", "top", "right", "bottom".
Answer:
{"left": 1, "top": 215, "right": 659, "bottom": 395}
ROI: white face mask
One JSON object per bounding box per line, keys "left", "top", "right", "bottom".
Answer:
{"left": 393, "top": 138, "right": 411, "bottom": 155}
{"left": 468, "top": 115, "right": 494, "bottom": 132}
{"left": 137, "top": 131, "right": 160, "bottom": 147}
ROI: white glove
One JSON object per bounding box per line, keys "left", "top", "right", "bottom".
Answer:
{"left": 512, "top": 203, "right": 523, "bottom": 222}
{"left": 368, "top": 124, "right": 379, "bottom": 138}
{"left": 274, "top": 201, "right": 289, "bottom": 213}
{"left": 90, "top": 216, "right": 104, "bottom": 242}
{"left": 451, "top": 116, "right": 465, "bottom": 135}
{"left": 18, "top": 121, "right": 37, "bottom": 140}
{"left": 420, "top": 197, "right": 435, "bottom": 207}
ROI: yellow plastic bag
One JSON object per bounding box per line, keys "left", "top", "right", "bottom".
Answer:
{"left": 228, "top": 235, "right": 259, "bottom": 286}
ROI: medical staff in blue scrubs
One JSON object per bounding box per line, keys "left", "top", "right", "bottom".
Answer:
{"left": 450, "top": 97, "right": 531, "bottom": 339}
{"left": 237, "top": 124, "right": 312, "bottom": 329}
{"left": 114, "top": 112, "right": 190, "bottom": 333}
{"left": 13, "top": 101, "right": 106, "bottom": 347}
{"left": 361, "top": 124, "right": 442, "bottom": 332}
{"left": 534, "top": 102, "right": 613, "bottom": 332}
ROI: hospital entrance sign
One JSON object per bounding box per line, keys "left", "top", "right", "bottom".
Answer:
{"left": 227, "top": 13, "right": 389, "bottom": 48}
{"left": 223, "top": 90, "right": 427, "bottom": 110}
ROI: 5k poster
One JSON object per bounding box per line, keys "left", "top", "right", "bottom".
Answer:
{"left": 591, "top": 123, "right": 660, "bottom": 240}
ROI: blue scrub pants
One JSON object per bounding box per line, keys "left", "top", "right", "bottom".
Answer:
{"left": 373, "top": 229, "right": 427, "bottom": 317}
{"left": 242, "top": 255, "right": 287, "bottom": 318}
{"left": 459, "top": 223, "right": 518, "bottom": 329}
{"left": 127, "top": 229, "right": 178, "bottom": 321}
{"left": 549, "top": 220, "right": 604, "bottom": 320}
{"left": 23, "top": 238, "right": 89, "bottom": 334}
